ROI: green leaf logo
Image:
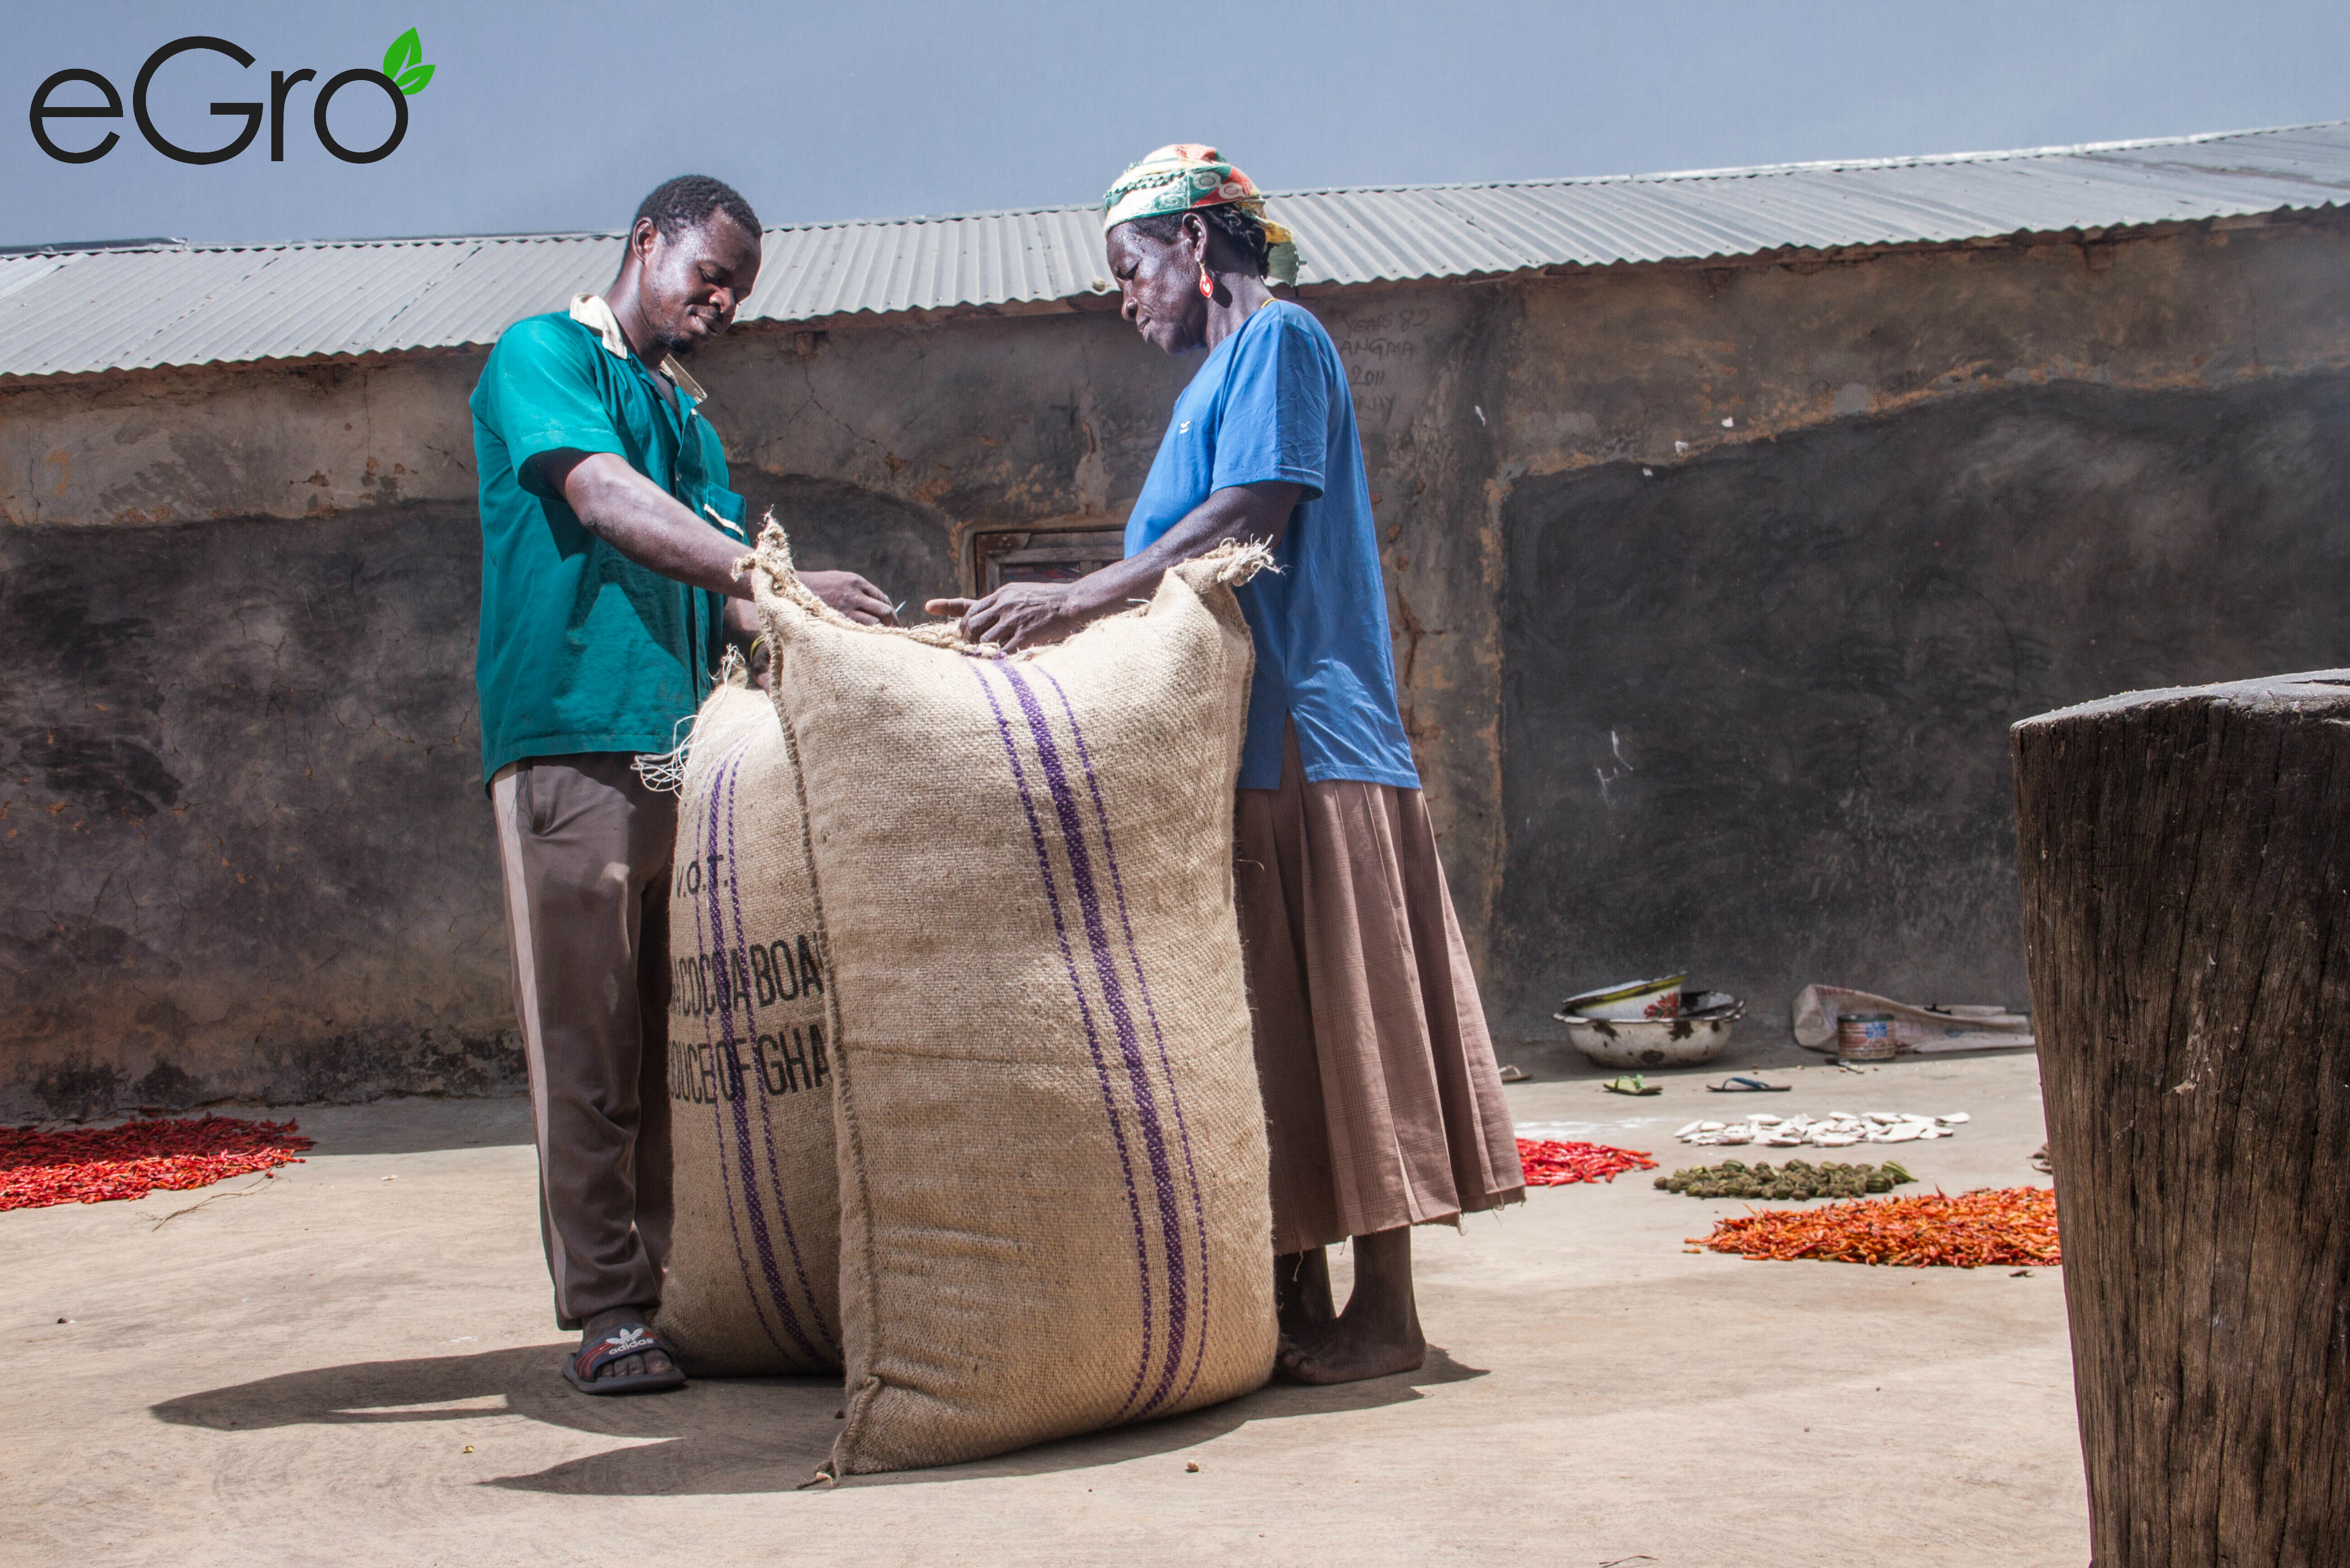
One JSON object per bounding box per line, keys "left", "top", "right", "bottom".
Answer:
{"left": 382, "top": 28, "right": 434, "bottom": 95}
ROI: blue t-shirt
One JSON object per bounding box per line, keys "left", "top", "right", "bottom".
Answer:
{"left": 1123, "top": 300, "right": 1418, "bottom": 791}
{"left": 470, "top": 311, "right": 746, "bottom": 786}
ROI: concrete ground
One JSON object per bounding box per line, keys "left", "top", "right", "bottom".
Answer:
{"left": 8, "top": 1043, "right": 2088, "bottom": 1567}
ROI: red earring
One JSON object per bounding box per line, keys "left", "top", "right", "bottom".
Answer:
{"left": 1198, "top": 267, "right": 1215, "bottom": 299}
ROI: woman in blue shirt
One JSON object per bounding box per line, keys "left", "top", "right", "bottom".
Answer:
{"left": 931, "top": 146, "right": 1522, "bottom": 1385}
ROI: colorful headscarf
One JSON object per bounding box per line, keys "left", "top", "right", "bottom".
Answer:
{"left": 1101, "top": 144, "right": 1299, "bottom": 285}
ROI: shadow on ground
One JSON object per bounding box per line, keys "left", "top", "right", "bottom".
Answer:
{"left": 283, "top": 1094, "right": 537, "bottom": 1156}
{"left": 1499, "top": 1036, "right": 2038, "bottom": 1085}
{"left": 150, "top": 1342, "right": 1486, "bottom": 1496}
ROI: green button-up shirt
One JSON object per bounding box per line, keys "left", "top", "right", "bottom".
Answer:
{"left": 470, "top": 294, "right": 746, "bottom": 786}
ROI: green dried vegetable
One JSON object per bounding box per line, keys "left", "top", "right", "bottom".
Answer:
{"left": 1653, "top": 1157, "right": 1917, "bottom": 1200}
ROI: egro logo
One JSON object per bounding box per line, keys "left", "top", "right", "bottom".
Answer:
{"left": 29, "top": 28, "right": 437, "bottom": 167}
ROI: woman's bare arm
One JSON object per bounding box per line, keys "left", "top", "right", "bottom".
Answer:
{"left": 927, "top": 480, "right": 1300, "bottom": 651}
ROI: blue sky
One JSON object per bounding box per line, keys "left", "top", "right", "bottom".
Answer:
{"left": 5, "top": 1, "right": 2346, "bottom": 248}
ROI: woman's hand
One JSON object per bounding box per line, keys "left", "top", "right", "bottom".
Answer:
{"left": 802, "top": 570, "right": 897, "bottom": 625}
{"left": 924, "top": 482, "right": 1296, "bottom": 651}
{"left": 924, "top": 580, "right": 1110, "bottom": 652}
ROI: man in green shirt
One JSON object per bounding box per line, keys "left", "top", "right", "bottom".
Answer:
{"left": 472, "top": 175, "right": 890, "bottom": 1396}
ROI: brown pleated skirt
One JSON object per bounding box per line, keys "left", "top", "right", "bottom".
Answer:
{"left": 1234, "top": 724, "right": 1525, "bottom": 1255}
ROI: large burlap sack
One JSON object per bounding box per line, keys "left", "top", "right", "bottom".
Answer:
{"left": 654, "top": 671, "right": 842, "bottom": 1376}
{"left": 751, "top": 525, "right": 1278, "bottom": 1477}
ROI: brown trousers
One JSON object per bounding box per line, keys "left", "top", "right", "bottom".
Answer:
{"left": 490, "top": 753, "right": 675, "bottom": 1329}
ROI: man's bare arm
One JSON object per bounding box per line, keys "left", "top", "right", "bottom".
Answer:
{"left": 531, "top": 449, "right": 894, "bottom": 623}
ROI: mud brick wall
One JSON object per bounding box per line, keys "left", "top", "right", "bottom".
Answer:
{"left": 5, "top": 214, "right": 2347, "bottom": 1116}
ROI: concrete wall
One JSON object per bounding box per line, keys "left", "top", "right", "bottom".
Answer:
{"left": 5, "top": 213, "right": 2348, "bottom": 1117}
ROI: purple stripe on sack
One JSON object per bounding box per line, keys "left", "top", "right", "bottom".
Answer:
{"left": 969, "top": 660, "right": 1157, "bottom": 1419}
{"left": 998, "top": 663, "right": 1190, "bottom": 1419}
{"left": 1037, "top": 667, "right": 1213, "bottom": 1408}
{"left": 688, "top": 747, "right": 793, "bottom": 1364}
{"left": 705, "top": 745, "right": 826, "bottom": 1367}
{"left": 720, "top": 744, "right": 838, "bottom": 1357}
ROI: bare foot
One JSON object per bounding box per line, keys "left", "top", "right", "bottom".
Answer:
{"left": 1275, "top": 1316, "right": 1427, "bottom": 1384}
{"left": 579, "top": 1306, "right": 678, "bottom": 1386}
{"left": 1272, "top": 1227, "right": 1425, "bottom": 1386}
{"left": 1274, "top": 1248, "right": 1336, "bottom": 1339}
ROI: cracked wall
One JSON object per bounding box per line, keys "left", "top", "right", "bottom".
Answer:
{"left": 4, "top": 214, "right": 2347, "bottom": 1114}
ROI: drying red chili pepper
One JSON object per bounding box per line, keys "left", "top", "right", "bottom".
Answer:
{"left": 1516, "top": 1138, "right": 1658, "bottom": 1186}
{"left": 0, "top": 1114, "right": 313, "bottom": 1213}
{"left": 1691, "top": 1185, "right": 2059, "bottom": 1268}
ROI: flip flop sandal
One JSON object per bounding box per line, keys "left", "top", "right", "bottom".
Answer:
{"left": 1708, "top": 1076, "right": 1792, "bottom": 1093}
{"left": 1601, "top": 1074, "right": 1662, "bottom": 1096}
{"left": 563, "top": 1321, "right": 687, "bottom": 1396}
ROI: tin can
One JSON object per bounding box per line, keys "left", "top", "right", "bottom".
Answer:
{"left": 1837, "top": 1011, "right": 1898, "bottom": 1061}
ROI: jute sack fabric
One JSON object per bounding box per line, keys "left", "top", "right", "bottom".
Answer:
{"left": 653, "top": 671, "right": 842, "bottom": 1375}
{"left": 750, "top": 525, "right": 1278, "bottom": 1477}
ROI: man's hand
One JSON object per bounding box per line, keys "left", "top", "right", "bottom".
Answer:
{"left": 721, "top": 600, "right": 775, "bottom": 692}
{"left": 803, "top": 570, "right": 896, "bottom": 626}
{"left": 924, "top": 580, "right": 1112, "bottom": 652}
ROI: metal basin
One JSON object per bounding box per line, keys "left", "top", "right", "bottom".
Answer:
{"left": 1556, "top": 992, "right": 1745, "bottom": 1068}
{"left": 1557, "top": 973, "right": 1689, "bottom": 1021}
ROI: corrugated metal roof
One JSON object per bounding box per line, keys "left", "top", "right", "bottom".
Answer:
{"left": 745, "top": 206, "right": 1110, "bottom": 323}
{"left": 1274, "top": 121, "right": 2350, "bottom": 281}
{"left": 3, "top": 120, "right": 2344, "bottom": 379}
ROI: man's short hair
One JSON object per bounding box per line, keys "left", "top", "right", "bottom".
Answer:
{"left": 633, "top": 175, "right": 761, "bottom": 243}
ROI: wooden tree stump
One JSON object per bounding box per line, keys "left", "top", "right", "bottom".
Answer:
{"left": 2015, "top": 671, "right": 2350, "bottom": 1568}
